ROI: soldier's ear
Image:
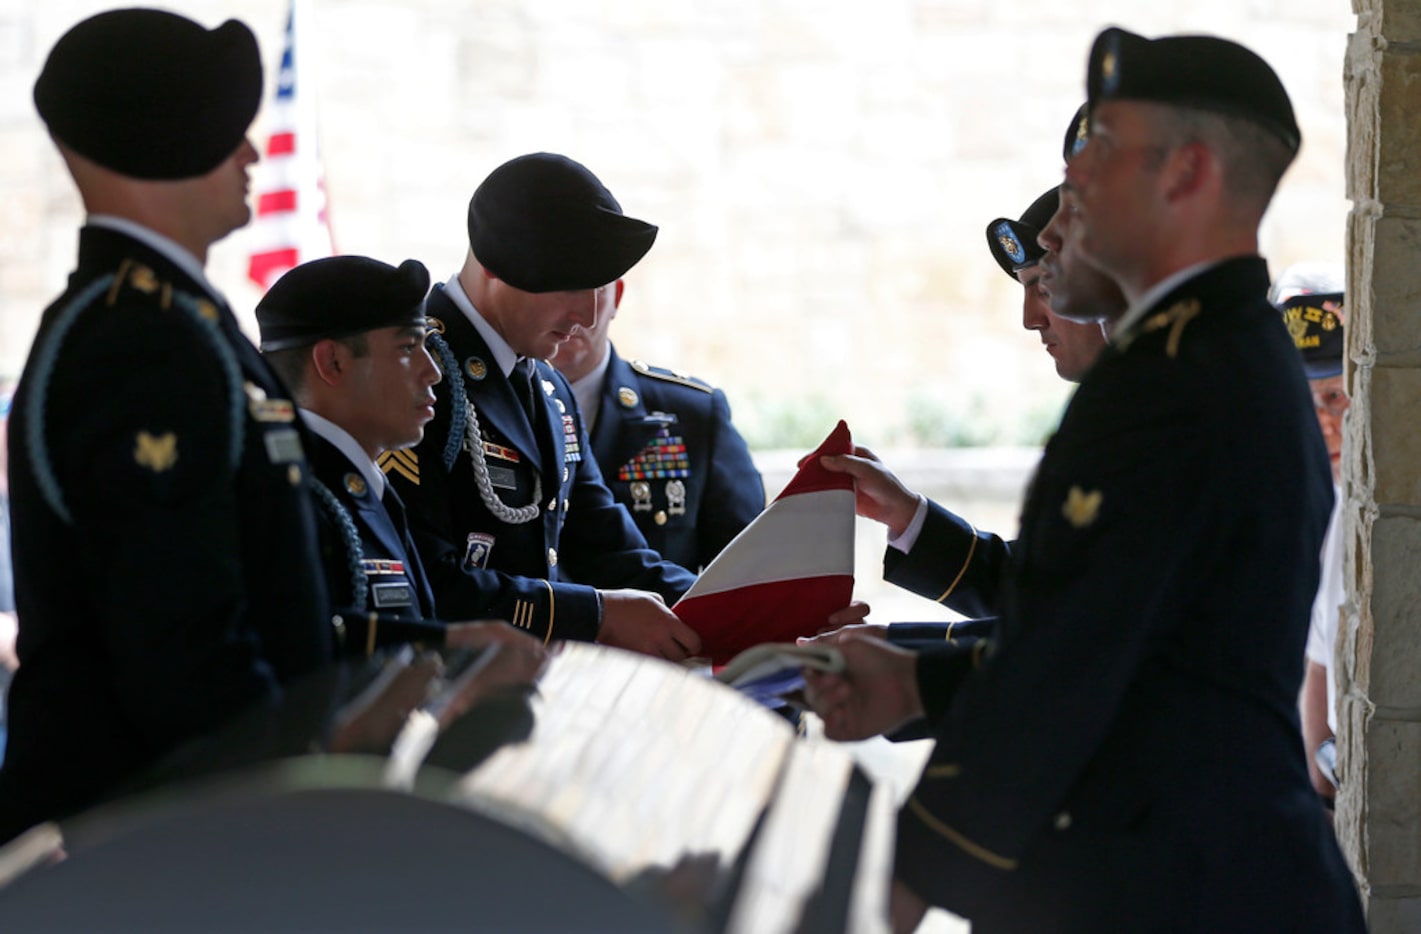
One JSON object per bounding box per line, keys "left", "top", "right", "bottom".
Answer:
{"left": 310, "top": 339, "right": 344, "bottom": 386}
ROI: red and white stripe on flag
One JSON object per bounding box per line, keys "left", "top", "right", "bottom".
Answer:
{"left": 246, "top": 0, "right": 334, "bottom": 292}
{"left": 674, "top": 421, "right": 856, "bottom": 665}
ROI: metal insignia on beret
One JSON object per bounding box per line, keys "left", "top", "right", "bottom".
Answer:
{"left": 464, "top": 357, "right": 487, "bottom": 380}
{"left": 344, "top": 472, "right": 367, "bottom": 496}
{"left": 1062, "top": 486, "right": 1103, "bottom": 529}
{"left": 134, "top": 431, "right": 178, "bottom": 473}
{"left": 1072, "top": 115, "right": 1090, "bottom": 158}
{"left": 994, "top": 222, "right": 1026, "bottom": 264}
{"left": 618, "top": 387, "right": 639, "bottom": 408}
{"left": 1100, "top": 42, "right": 1121, "bottom": 95}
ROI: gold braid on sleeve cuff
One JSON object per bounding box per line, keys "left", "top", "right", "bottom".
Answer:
{"left": 934, "top": 521, "right": 979, "bottom": 603}
{"left": 906, "top": 795, "right": 1018, "bottom": 871}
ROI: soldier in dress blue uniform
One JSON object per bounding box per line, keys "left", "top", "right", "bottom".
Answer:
{"left": 0, "top": 10, "right": 333, "bottom": 844}
{"left": 806, "top": 29, "right": 1365, "bottom": 932}
{"left": 825, "top": 142, "right": 1123, "bottom": 648}
{"left": 257, "top": 254, "right": 545, "bottom": 663}
{"left": 550, "top": 278, "right": 764, "bottom": 572}
{"left": 0, "top": 10, "right": 514, "bottom": 848}
{"left": 387, "top": 153, "right": 701, "bottom": 660}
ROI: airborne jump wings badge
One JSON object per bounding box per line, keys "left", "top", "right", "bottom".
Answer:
{"left": 1062, "top": 486, "right": 1103, "bottom": 529}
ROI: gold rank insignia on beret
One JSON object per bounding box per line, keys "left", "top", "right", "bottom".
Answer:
{"left": 1062, "top": 486, "right": 1103, "bottom": 529}
{"left": 378, "top": 448, "right": 420, "bottom": 485}
{"left": 618, "top": 386, "right": 639, "bottom": 408}
{"left": 134, "top": 430, "right": 178, "bottom": 473}
{"left": 465, "top": 357, "right": 487, "bottom": 381}
{"left": 344, "top": 472, "right": 367, "bottom": 496}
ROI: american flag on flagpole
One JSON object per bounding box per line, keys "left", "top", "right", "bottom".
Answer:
{"left": 247, "top": 0, "right": 335, "bottom": 291}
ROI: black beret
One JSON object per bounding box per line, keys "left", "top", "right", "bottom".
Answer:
{"left": 1086, "top": 27, "right": 1300, "bottom": 155}
{"left": 34, "top": 9, "right": 262, "bottom": 181}
{"left": 466, "top": 153, "right": 658, "bottom": 293}
{"left": 986, "top": 187, "right": 1060, "bottom": 280}
{"left": 257, "top": 256, "right": 432, "bottom": 352}
{"left": 1279, "top": 293, "right": 1345, "bottom": 380}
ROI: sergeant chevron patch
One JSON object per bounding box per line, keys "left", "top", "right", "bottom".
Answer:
{"left": 378, "top": 448, "right": 420, "bottom": 485}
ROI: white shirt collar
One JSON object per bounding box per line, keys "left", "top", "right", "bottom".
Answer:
{"left": 299, "top": 408, "right": 386, "bottom": 500}
{"left": 442, "top": 275, "right": 520, "bottom": 378}
{"left": 568, "top": 343, "right": 613, "bottom": 433}
{"left": 1110, "top": 259, "right": 1222, "bottom": 341}
{"left": 87, "top": 215, "right": 221, "bottom": 302}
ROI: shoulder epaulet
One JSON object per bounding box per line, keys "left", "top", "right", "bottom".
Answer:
{"left": 25, "top": 259, "right": 242, "bottom": 524}
{"left": 630, "top": 360, "right": 714, "bottom": 393}
{"left": 102, "top": 258, "right": 221, "bottom": 321}
{"left": 1116, "top": 298, "right": 1201, "bottom": 359}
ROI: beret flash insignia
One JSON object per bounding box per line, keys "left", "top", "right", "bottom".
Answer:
{"left": 994, "top": 222, "right": 1026, "bottom": 264}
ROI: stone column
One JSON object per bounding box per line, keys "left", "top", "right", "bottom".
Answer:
{"left": 1341, "top": 0, "right": 1421, "bottom": 928}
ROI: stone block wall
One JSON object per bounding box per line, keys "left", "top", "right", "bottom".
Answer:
{"left": 2, "top": 0, "right": 1351, "bottom": 450}
{"left": 1343, "top": 0, "right": 1421, "bottom": 924}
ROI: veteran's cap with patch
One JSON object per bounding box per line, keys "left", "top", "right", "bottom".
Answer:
{"left": 1273, "top": 261, "right": 1345, "bottom": 379}
{"left": 986, "top": 187, "right": 1060, "bottom": 280}
{"left": 1086, "top": 27, "right": 1300, "bottom": 155}
{"left": 257, "top": 256, "right": 432, "bottom": 352}
{"left": 466, "top": 153, "right": 658, "bottom": 294}
{"left": 34, "top": 8, "right": 262, "bottom": 180}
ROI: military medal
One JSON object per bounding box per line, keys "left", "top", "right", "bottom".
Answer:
{"left": 666, "top": 479, "right": 687, "bottom": 516}
{"left": 630, "top": 481, "right": 652, "bottom": 512}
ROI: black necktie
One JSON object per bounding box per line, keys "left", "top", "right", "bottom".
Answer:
{"left": 514, "top": 358, "right": 539, "bottom": 426}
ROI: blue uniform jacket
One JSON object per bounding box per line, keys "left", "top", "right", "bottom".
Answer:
{"left": 383, "top": 285, "right": 696, "bottom": 644}
{"left": 895, "top": 257, "right": 1364, "bottom": 932}
{"left": 305, "top": 433, "right": 447, "bottom": 654}
{"left": 0, "top": 227, "right": 332, "bottom": 842}
{"left": 589, "top": 346, "right": 763, "bottom": 571}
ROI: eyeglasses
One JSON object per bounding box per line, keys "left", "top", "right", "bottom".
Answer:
{"left": 1312, "top": 388, "right": 1350, "bottom": 418}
